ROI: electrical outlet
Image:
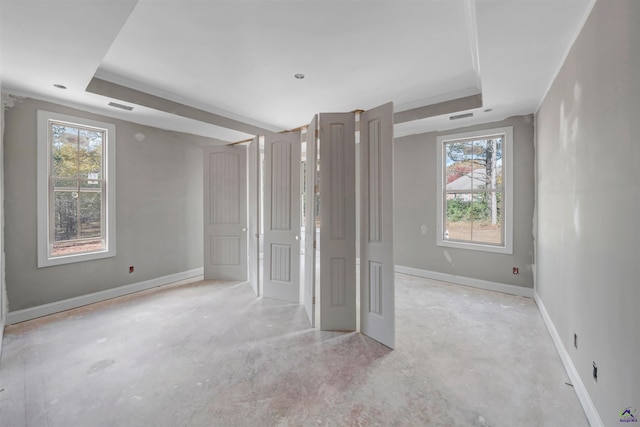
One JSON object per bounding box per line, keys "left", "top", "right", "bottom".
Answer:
{"left": 593, "top": 362, "right": 598, "bottom": 381}
{"left": 574, "top": 333, "right": 578, "bottom": 348}
{"left": 129, "top": 266, "right": 134, "bottom": 273}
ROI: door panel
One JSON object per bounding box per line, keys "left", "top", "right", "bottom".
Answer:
{"left": 319, "top": 113, "right": 356, "bottom": 331}
{"left": 360, "top": 102, "right": 395, "bottom": 348}
{"left": 248, "top": 137, "right": 261, "bottom": 296}
{"left": 263, "top": 131, "right": 301, "bottom": 302}
{"left": 304, "top": 116, "right": 318, "bottom": 327}
{"left": 204, "top": 146, "right": 247, "bottom": 281}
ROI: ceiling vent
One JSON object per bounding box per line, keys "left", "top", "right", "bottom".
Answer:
{"left": 108, "top": 101, "right": 134, "bottom": 111}
{"left": 449, "top": 112, "right": 473, "bottom": 120}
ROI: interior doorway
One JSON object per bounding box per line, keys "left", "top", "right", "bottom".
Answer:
{"left": 207, "top": 103, "right": 395, "bottom": 348}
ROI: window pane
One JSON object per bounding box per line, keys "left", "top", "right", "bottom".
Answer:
{"left": 470, "top": 192, "right": 502, "bottom": 245}
{"left": 54, "top": 178, "right": 77, "bottom": 191}
{"left": 493, "top": 137, "right": 503, "bottom": 189}
{"left": 54, "top": 191, "right": 77, "bottom": 242}
{"left": 79, "top": 129, "right": 103, "bottom": 179}
{"left": 473, "top": 136, "right": 503, "bottom": 189}
{"left": 79, "top": 191, "right": 102, "bottom": 239}
{"left": 51, "top": 239, "right": 104, "bottom": 257}
{"left": 51, "top": 126, "right": 104, "bottom": 254}
{"left": 52, "top": 189, "right": 105, "bottom": 256}
{"left": 79, "top": 177, "right": 101, "bottom": 190}
{"left": 445, "top": 141, "right": 473, "bottom": 190}
{"left": 445, "top": 194, "right": 472, "bottom": 241}
{"left": 51, "top": 125, "right": 79, "bottom": 178}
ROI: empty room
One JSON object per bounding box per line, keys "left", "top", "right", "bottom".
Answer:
{"left": 0, "top": 0, "right": 638, "bottom": 426}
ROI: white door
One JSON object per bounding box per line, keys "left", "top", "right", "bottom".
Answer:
{"left": 204, "top": 145, "right": 248, "bottom": 281}
{"left": 304, "top": 116, "right": 318, "bottom": 326}
{"left": 263, "top": 131, "right": 301, "bottom": 302}
{"left": 360, "top": 102, "right": 395, "bottom": 348}
{"left": 248, "top": 137, "right": 261, "bottom": 296}
{"left": 319, "top": 113, "right": 356, "bottom": 331}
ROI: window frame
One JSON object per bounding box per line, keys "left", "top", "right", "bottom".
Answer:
{"left": 37, "top": 110, "right": 116, "bottom": 267}
{"left": 436, "top": 126, "right": 513, "bottom": 254}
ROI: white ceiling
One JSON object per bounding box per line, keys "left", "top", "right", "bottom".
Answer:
{"left": 1, "top": 0, "right": 594, "bottom": 143}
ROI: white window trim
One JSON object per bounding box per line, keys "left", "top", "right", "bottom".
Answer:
{"left": 37, "top": 110, "right": 116, "bottom": 267}
{"left": 436, "top": 126, "right": 513, "bottom": 254}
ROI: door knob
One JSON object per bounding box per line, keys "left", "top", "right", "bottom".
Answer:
{"left": 294, "top": 235, "right": 300, "bottom": 240}
{"left": 242, "top": 228, "right": 247, "bottom": 232}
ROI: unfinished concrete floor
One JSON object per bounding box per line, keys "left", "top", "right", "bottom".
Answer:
{"left": 0, "top": 274, "right": 587, "bottom": 426}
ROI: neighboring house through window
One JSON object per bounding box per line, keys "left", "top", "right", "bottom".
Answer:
{"left": 436, "top": 126, "right": 513, "bottom": 254}
{"left": 37, "top": 111, "right": 116, "bottom": 267}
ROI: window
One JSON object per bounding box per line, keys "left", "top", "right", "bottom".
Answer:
{"left": 37, "top": 111, "right": 116, "bottom": 267}
{"left": 436, "top": 126, "right": 513, "bottom": 254}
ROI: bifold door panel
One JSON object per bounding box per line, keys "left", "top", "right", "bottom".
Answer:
{"left": 360, "top": 102, "right": 395, "bottom": 349}
{"left": 263, "top": 131, "right": 302, "bottom": 302}
{"left": 319, "top": 113, "right": 356, "bottom": 331}
{"left": 204, "top": 146, "right": 248, "bottom": 281}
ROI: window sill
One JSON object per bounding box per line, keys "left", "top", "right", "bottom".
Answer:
{"left": 436, "top": 239, "right": 513, "bottom": 255}
{"left": 38, "top": 248, "right": 116, "bottom": 268}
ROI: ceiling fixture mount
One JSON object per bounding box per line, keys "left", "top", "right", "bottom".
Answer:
{"left": 294, "top": 73, "right": 305, "bottom": 80}
{"left": 449, "top": 112, "right": 474, "bottom": 120}
{"left": 53, "top": 84, "right": 67, "bottom": 89}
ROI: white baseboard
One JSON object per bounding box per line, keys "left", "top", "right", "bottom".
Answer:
{"left": 5, "top": 268, "right": 204, "bottom": 325}
{"left": 394, "top": 265, "right": 534, "bottom": 298}
{"left": 534, "top": 291, "right": 603, "bottom": 427}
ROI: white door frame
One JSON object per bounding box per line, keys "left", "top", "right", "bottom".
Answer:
{"left": 248, "top": 137, "right": 261, "bottom": 296}
{"left": 304, "top": 116, "right": 318, "bottom": 327}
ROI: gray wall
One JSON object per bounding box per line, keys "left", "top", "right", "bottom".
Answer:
{"left": 4, "top": 98, "right": 207, "bottom": 311}
{"left": 394, "top": 115, "right": 535, "bottom": 288}
{"left": 536, "top": 0, "right": 639, "bottom": 423}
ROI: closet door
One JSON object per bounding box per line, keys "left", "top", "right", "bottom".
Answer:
{"left": 304, "top": 116, "right": 318, "bottom": 327}
{"left": 203, "top": 145, "right": 247, "bottom": 281}
{"left": 263, "top": 131, "right": 301, "bottom": 302}
{"left": 319, "top": 113, "right": 356, "bottom": 331}
{"left": 360, "top": 102, "right": 395, "bottom": 348}
{"left": 248, "top": 137, "right": 261, "bottom": 296}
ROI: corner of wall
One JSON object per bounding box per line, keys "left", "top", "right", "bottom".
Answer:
{"left": 534, "top": 291, "right": 603, "bottom": 426}
{"left": 532, "top": 112, "right": 537, "bottom": 293}
{"left": 1, "top": 89, "right": 7, "bottom": 359}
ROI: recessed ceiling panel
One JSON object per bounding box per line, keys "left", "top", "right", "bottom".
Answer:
{"left": 98, "top": 0, "right": 479, "bottom": 130}
{"left": 0, "top": 0, "right": 137, "bottom": 96}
